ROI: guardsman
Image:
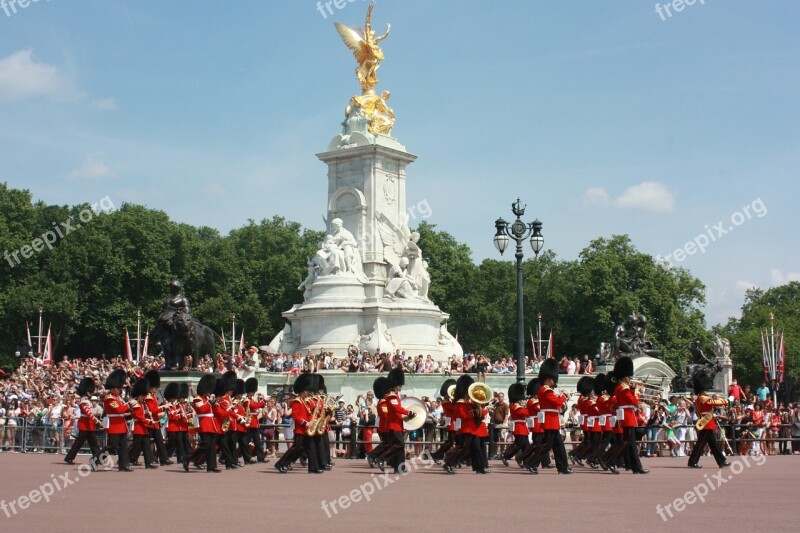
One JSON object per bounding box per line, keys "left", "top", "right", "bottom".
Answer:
{"left": 367, "top": 376, "right": 390, "bottom": 467}
{"left": 186, "top": 373, "right": 221, "bottom": 473}
{"left": 502, "top": 382, "right": 531, "bottom": 467}
{"left": 215, "top": 371, "right": 239, "bottom": 469}
{"left": 164, "top": 382, "right": 185, "bottom": 463}
{"left": 129, "top": 378, "right": 158, "bottom": 469}
{"left": 607, "top": 356, "right": 648, "bottom": 474}
{"left": 519, "top": 378, "right": 552, "bottom": 471}
{"left": 143, "top": 370, "right": 172, "bottom": 466}
{"left": 245, "top": 377, "right": 268, "bottom": 463}
{"left": 688, "top": 374, "right": 731, "bottom": 469}
{"left": 443, "top": 374, "right": 476, "bottom": 474}
{"left": 103, "top": 369, "right": 133, "bottom": 472}
{"left": 376, "top": 368, "right": 414, "bottom": 474}
{"left": 569, "top": 376, "right": 596, "bottom": 466}
{"left": 524, "top": 358, "right": 571, "bottom": 474}
{"left": 232, "top": 379, "right": 253, "bottom": 465}
{"left": 65, "top": 377, "right": 103, "bottom": 469}
{"left": 274, "top": 373, "right": 322, "bottom": 474}
{"left": 430, "top": 379, "right": 457, "bottom": 463}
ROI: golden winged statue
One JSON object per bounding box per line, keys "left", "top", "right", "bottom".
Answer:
{"left": 335, "top": 1, "right": 391, "bottom": 95}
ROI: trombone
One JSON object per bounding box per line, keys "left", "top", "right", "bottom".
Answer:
{"left": 630, "top": 376, "right": 664, "bottom": 402}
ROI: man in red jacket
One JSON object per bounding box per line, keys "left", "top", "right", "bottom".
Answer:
{"left": 524, "top": 359, "right": 571, "bottom": 474}
{"left": 688, "top": 374, "right": 731, "bottom": 469}
{"left": 186, "top": 373, "right": 222, "bottom": 473}
{"left": 129, "top": 378, "right": 158, "bottom": 469}
{"left": 607, "top": 356, "right": 648, "bottom": 474}
{"left": 274, "top": 373, "right": 323, "bottom": 474}
{"left": 103, "top": 369, "right": 133, "bottom": 472}
{"left": 376, "top": 368, "right": 415, "bottom": 474}
{"left": 65, "top": 377, "right": 103, "bottom": 469}
{"left": 244, "top": 377, "right": 267, "bottom": 463}
{"left": 367, "top": 377, "right": 391, "bottom": 467}
{"left": 144, "top": 370, "right": 172, "bottom": 466}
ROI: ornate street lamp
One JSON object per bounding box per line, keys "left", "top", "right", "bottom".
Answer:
{"left": 494, "top": 198, "right": 544, "bottom": 383}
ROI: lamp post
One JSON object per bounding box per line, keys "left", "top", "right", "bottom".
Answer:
{"left": 494, "top": 198, "right": 544, "bottom": 383}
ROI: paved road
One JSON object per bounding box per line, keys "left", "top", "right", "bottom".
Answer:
{"left": 0, "top": 453, "right": 793, "bottom": 532}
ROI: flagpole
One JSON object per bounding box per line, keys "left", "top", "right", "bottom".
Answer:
{"left": 231, "top": 314, "right": 236, "bottom": 355}
{"left": 537, "top": 313, "right": 543, "bottom": 362}
{"left": 37, "top": 308, "right": 43, "bottom": 355}
{"left": 136, "top": 309, "right": 141, "bottom": 363}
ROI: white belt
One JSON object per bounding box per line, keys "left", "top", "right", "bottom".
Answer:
{"left": 107, "top": 414, "right": 126, "bottom": 418}
{"left": 540, "top": 409, "right": 558, "bottom": 413}
{"left": 197, "top": 414, "right": 214, "bottom": 418}
{"left": 618, "top": 405, "right": 637, "bottom": 409}
{"left": 525, "top": 417, "right": 535, "bottom": 428}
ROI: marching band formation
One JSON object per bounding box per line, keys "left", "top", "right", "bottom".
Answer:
{"left": 62, "top": 355, "right": 731, "bottom": 476}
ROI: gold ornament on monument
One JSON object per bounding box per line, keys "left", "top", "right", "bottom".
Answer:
{"left": 335, "top": 1, "right": 395, "bottom": 135}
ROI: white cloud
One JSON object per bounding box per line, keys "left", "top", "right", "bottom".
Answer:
{"left": 69, "top": 153, "right": 116, "bottom": 180}
{"left": 735, "top": 279, "right": 758, "bottom": 293}
{"left": 770, "top": 269, "right": 800, "bottom": 285}
{"left": 579, "top": 186, "right": 610, "bottom": 208}
{"left": 614, "top": 181, "right": 675, "bottom": 213}
{"left": 0, "top": 50, "right": 76, "bottom": 101}
{"left": 202, "top": 183, "right": 225, "bottom": 197}
{"left": 90, "top": 97, "right": 117, "bottom": 111}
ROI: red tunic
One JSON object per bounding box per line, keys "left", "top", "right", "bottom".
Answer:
{"left": 537, "top": 385, "right": 567, "bottom": 431}
{"left": 613, "top": 382, "right": 639, "bottom": 428}
{"left": 103, "top": 394, "right": 130, "bottom": 435}
{"left": 695, "top": 395, "right": 727, "bottom": 431}
{"left": 384, "top": 392, "right": 409, "bottom": 432}
{"left": 291, "top": 397, "right": 312, "bottom": 436}
{"left": 248, "top": 398, "right": 266, "bottom": 429}
{"left": 130, "top": 401, "right": 152, "bottom": 436}
{"left": 586, "top": 398, "right": 602, "bottom": 433}
{"left": 144, "top": 393, "right": 162, "bottom": 429}
{"left": 454, "top": 400, "right": 476, "bottom": 435}
{"left": 166, "top": 402, "right": 181, "bottom": 433}
{"left": 215, "top": 394, "right": 233, "bottom": 431}
{"left": 377, "top": 398, "right": 389, "bottom": 434}
{"left": 527, "top": 398, "right": 543, "bottom": 434}
{"left": 233, "top": 401, "right": 248, "bottom": 432}
{"left": 474, "top": 407, "right": 489, "bottom": 438}
{"left": 193, "top": 396, "right": 221, "bottom": 434}
{"left": 77, "top": 398, "right": 97, "bottom": 432}
{"left": 509, "top": 402, "right": 530, "bottom": 437}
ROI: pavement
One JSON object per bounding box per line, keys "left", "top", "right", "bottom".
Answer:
{"left": 0, "top": 452, "right": 794, "bottom": 532}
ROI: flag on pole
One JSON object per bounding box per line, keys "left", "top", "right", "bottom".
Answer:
{"left": 26, "top": 322, "right": 33, "bottom": 350}
{"left": 546, "top": 330, "right": 554, "bottom": 358}
{"left": 777, "top": 333, "right": 785, "bottom": 383}
{"left": 220, "top": 330, "right": 227, "bottom": 353}
{"left": 239, "top": 331, "right": 245, "bottom": 355}
{"left": 530, "top": 328, "right": 537, "bottom": 358}
{"left": 761, "top": 332, "right": 770, "bottom": 382}
{"left": 42, "top": 325, "right": 53, "bottom": 365}
{"left": 141, "top": 329, "right": 149, "bottom": 360}
{"left": 125, "top": 328, "right": 133, "bottom": 362}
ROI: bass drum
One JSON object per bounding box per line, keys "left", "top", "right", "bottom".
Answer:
{"left": 401, "top": 397, "right": 427, "bottom": 431}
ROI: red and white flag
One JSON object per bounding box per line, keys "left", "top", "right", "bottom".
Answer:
{"left": 26, "top": 321, "right": 33, "bottom": 349}
{"left": 220, "top": 330, "right": 227, "bottom": 353}
{"left": 546, "top": 330, "right": 554, "bottom": 358}
{"left": 125, "top": 328, "right": 133, "bottom": 362}
{"left": 761, "top": 332, "right": 770, "bottom": 382}
{"left": 42, "top": 325, "right": 53, "bottom": 365}
{"left": 530, "top": 328, "right": 537, "bottom": 358}
{"left": 239, "top": 331, "right": 245, "bottom": 355}
{"left": 777, "top": 334, "right": 785, "bottom": 383}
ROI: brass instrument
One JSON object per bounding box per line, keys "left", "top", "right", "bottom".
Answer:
{"left": 695, "top": 412, "right": 714, "bottom": 430}
{"left": 629, "top": 376, "right": 665, "bottom": 402}
{"left": 446, "top": 384, "right": 456, "bottom": 401}
{"left": 315, "top": 395, "right": 342, "bottom": 436}
{"left": 467, "top": 382, "right": 494, "bottom": 405}
{"left": 306, "top": 394, "right": 326, "bottom": 436}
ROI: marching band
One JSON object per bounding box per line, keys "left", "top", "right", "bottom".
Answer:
{"left": 62, "top": 356, "right": 736, "bottom": 477}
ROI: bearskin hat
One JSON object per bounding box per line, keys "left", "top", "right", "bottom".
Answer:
{"left": 179, "top": 383, "right": 191, "bottom": 399}
{"left": 538, "top": 358, "right": 559, "bottom": 385}
{"left": 104, "top": 369, "right": 127, "bottom": 390}
{"left": 508, "top": 382, "right": 526, "bottom": 404}
{"left": 593, "top": 373, "right": 606, "bottom": 396}
{"left": 455, "top": 374, "right": 474, "bottom": 400}
{"left": 373, "top": 377, "right": 390, "bottom": 400}
{"left": 387, "top": 367, "right": 405, "bottom": 389}
{"left": 613, "top": 356, "right": 634, "bottom": 379}
{"left": 213, "top": 378, "right": 225, "bottom": 397}
{"left": 439, "top": 378, "right": 457, "bottom": 399}
{"left": 577, "top": 376, "right": 595, "bottom": 397}
{"left": 245, "top": 377, "right": 259, "bottom": 394}
{"left": 77, "top": 377, "right": 96, "bottom": 397}
{"left": 693, "top": 373, "right": 714, "bottom": 395}
{"left": 316, "top": 374, "right": 326, "bottom": 392}
{"left": 292, "top": 373, "right": 313, "bottom": 395}
{"left": 144, "top": 369, "right": 160, "bottom": 389}
{"left": 605, "top": 371, "right": 617, "bottom": 395}
{"left": 222, "top": 370, "right": 238, "bottom": 393}
{"left": 131, "top": 378, "right": 150, "bottom": 398}
{"left": 235, "top": 379, "right": 246, "bottom": 396}
{"left": 163, "top": 382, "right": 180, "bottom": 401}
{"left": 196, "top": 374, "right": 216, "bottom": 396}
{"left": 526, "top": 378, "right": 541, "bottom": 397}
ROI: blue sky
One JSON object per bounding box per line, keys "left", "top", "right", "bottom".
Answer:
{"left": 1, "top": 0, "right": 798, "bottom": 326}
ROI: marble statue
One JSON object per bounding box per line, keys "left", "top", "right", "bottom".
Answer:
{"left": 713, "top": 336, "right": 731, "bottom": 360}
{"left": 375, "top": 212, "right": 433, "bottom": 301}
{"left": 330, "top": 218, "right": 368, "bottom": 282}
{"left": 385, "top": 257, "right": 418, "bottom": 300}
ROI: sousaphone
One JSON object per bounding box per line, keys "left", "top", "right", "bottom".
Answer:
{"left": 401, "top": 397, "right": 427, "bottom": 431}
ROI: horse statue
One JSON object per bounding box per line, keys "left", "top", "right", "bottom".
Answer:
{"left": 684, "top": 337, "right": 721, "bottom": 389}
{"left": 153, "top": 279, "right": 217, "bottom": 370}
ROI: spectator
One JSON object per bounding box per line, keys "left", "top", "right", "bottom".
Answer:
{"left": 489, "top": 392, "right": 509, "bottom": 458}
{"left": 792, "top": 404, "right": 800, "bottom": 455}
{"left": 729, "top": 379, "right": 743, "bottom": 402}
{"left": 756, "top": 382, "right": 770, "bottom": 403}
{"left": 334, "top": 401, "right": 346, "bottom": 451}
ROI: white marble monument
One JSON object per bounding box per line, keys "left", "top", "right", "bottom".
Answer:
{"left": 267, "top": 4, "right": 462, "bottom": 362}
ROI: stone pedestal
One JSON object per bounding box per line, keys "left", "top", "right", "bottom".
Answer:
{"left": 715, "top": 355, "right": 733, "bottom": 394}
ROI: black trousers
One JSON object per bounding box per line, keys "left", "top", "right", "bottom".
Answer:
{"left": 149, "top": 428, "right": 169, "bottom": 464}
{"left": 130, "top": 433, "right": 156, "bottom": 466}
{"left": 588, "top": 430, "right": 611, "bottom": 462}
{"left": 503, "top": 434, "right": 531, "bottom": 461}
{"left": 278, "top": 434, "right": 319, "bottom": 472}
{"left": 444, "top": 433, "right": 470, "bottom": 467}
{"left": 688, "top": 428, "right": 727, "bottom": 466}
{"left": 382, "top": 431, "right": 406, "bottom": 471}
{"left": 472, "top": 435, "right": 488, "bottom": 472}
{"left": 232, "top": 431, "right": 252, "bottom": 462}
{"left": 107, "top": 432, "right": 130, "bottom": 470}
{"left": 431, "top": 430, "right": 454, "bottom": 460}
{"left": 219, "top": 431, "right": 236, "bottom": 467}
{"left": 520, "top": 433, "right": 552, "bottom": 467}
{"left": 610, "top": 427, "right": 644, "bottom": 472}
{"left": 167, "top": 431, "right": 191, "bottom": 463}
{"left": 527, "top": 430, "right": 569, "bottom": 471}
{"left": 65, "top": 430, "right": 101, "bottom": 463}
{"left": 189, "top": 432, "right": 218, "bottom": 471}
{"left": 368, "top": 432, "right": 389, "bottom": 459}
{"left": 245, "top": 428, "right": 265, "bottom": 461}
